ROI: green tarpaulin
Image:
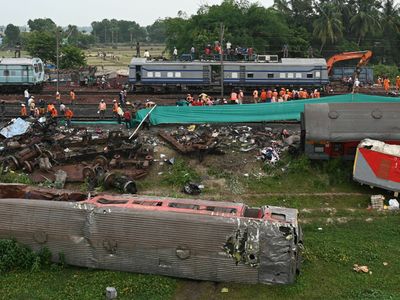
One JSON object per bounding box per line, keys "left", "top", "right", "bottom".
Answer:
{"left": 136, "top": 94, "right": 400, "bottom": 125}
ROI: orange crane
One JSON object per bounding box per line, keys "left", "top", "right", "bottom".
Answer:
{"left": 326, "top": 50, "right": 373, "bottom": 75}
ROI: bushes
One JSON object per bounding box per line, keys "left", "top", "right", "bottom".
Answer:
{"left": 162, "top": 158, "right": 200, "bottom": 187}
{"left": 0, "top": 239, "right": 52, "bottom": 274}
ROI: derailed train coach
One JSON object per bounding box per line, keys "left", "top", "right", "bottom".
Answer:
{"left": 129, "top": 56, "right": 329, "bottom": 92}
{"left": 302, "top": 102, "right": 400, "bottom": 160}
{"left": 0, "top": 184, "right": 302, "bottom": 285}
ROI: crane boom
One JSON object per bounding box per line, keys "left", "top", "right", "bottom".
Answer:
{"left": 326, "top": 50, "right": 373, "bottom": 75}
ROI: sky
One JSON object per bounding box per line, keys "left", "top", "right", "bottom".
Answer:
{"left": 0, "top": 0, "right": 275, "bottom": 27}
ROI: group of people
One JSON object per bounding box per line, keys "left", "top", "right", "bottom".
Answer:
{"left": 251, "top": 87, "right": 321, "bottom": 103}
{"left": 20, "top": 91, "right": 74, "bottom": 127}
{"left": 376, "top": 76, "right": 400, "bottom": 93}
{"left": 181, "top": 87, "right": 321, "bottom": 107}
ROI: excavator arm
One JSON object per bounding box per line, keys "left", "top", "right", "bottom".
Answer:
{"left": 326, "top": 50, "right": 373, "bottom": 75}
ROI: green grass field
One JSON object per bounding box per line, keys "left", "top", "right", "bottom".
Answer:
{"left": 1, "top": 154, "right": 400, "bottom": 299}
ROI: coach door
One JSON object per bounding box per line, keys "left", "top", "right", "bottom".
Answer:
{"left": 239, "top": 66, "right": 246, "bottom": 84}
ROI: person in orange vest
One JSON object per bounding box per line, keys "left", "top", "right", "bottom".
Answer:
{"left": 112, "top": 99, "right": 118, "bottom": 119}
{"left": 20, "top": 104, "right": 27, "bottom": 118}
{"left": 47, "top": 103, "right": 55, "bottom": 113}
{"left": 69, "top": 89, "right": 76, "bottom": 105}
{"left": 260, "top": 89, "right": 267, "bottom": 102}
{"left": 396, "top": 76, "right": 400, "bottom": 92}
{"left": 50, "top": 107, "right": 58, "bottom": 118}
{"left": 383, "top": 77, "right": 390, "bottom": 93}
{"left": 64, "top": 107, "right": 73, "bottom": 127}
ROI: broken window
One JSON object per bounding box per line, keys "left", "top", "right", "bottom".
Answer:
{"left": 168, "top": 203, "right": 200, "bottom": 210}
{"left": 133, "top": 200, "right": 163, "bottom": 206}
{"left": 97, "top": 198, "right": 129, "bottom": 205}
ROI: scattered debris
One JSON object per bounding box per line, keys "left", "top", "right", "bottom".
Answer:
{"left": 353, "top": 264, "right": 369, "bottom": 273}
{"left": 106, "top": 287, "right": 118, "bottom": 300}
{"left": 221, "top": 288, "right": 229, "bottom": 293}
{"left": 370, "top": 195, "right": 385, "bottom": 210}
{"left": 0, "top": 120, "right": 154, "bottom": 187}
{"left": 182, "top": 182, "right": 203, "bottom": 195}
{"left": 388, "top": 199, "right": 399, "bottom": 210}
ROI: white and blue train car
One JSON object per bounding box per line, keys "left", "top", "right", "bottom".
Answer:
{"left": 129, "top": 57, "right": 329, "bottom": 92}
{"left": 0, "top": 57, "right": 45, "bottom": 92}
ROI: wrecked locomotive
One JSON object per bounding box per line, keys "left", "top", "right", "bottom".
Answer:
{"left": 0, "top": 184, "right": 302, "bottom": 285}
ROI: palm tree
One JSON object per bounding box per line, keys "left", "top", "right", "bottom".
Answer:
{"left": 350, "top": 0, "right": 382, "bottom": 45}
{"left": 381, "top": 0, "right": 400, "bottom": 34}
{"left": 313, "top": 2, "right": 344, "bottom": 52}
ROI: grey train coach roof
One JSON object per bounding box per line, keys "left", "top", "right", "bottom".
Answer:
{"left": 130, "top": 57, "right": 327, "bottom": 66}
{"left": 304, "top": 103, "right": 400, "bottom": 142}
{"left": 0, "top": 58, "right": 41, "bottom": 65}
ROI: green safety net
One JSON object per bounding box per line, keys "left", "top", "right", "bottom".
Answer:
{"left": 136, "top": 94, "right": 400, "bottom": 125}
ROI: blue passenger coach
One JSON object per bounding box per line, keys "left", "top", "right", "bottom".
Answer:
{"left": 0, "top": 57, "right": 45, "bottom": 92}
{"left": 129, "top": 57, "right": 329, "bottom": 92}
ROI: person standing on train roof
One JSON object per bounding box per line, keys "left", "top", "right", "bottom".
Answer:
{"left": 190, "top": 46, "right": 195, "bottom": 60}
{"left": 144, "top": 49, "right": 150, "bottom": 59}
{"left": 173, "top": 47, "right": 178, "bottom": 60}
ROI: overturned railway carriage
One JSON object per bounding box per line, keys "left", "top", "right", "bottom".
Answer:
{"left": 0, "top": 58, "right": 45, "bottom": 92}
{"left": 0, "top": 186, "right": 302, "bottom": 285}
{"left": 302, "top": 103, "right": 400, "bottom": 160}
{"left": 129, "top": 57, "right": 329, "bottom": 92}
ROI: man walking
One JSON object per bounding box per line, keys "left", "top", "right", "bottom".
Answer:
{"left": 98, "top": 99, "right": 106, "bottom": 119}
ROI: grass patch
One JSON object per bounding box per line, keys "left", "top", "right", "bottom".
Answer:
{"left": 0, "top": 267, "right": 176, "bottom": 300}
{"left": 162, "top": 158, "right": 200, "bottom": 187}
{"left": 0, "top": 166, "right": 33, "bottom": 185}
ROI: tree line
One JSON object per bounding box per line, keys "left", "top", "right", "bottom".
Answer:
{"left": 1, "top": 0, "right": 399, "bottom": 70}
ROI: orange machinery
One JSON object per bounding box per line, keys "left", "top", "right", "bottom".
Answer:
{"left": 326, "top": 50, "right": 373, "bottom": 75}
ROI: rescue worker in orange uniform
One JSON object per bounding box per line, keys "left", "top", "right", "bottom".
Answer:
{"left": 20, "top": 104, "right": 27, "bottom": 118}
{"left": 383, "top": 77, "right": 390, "bottom": 93}
{"left": 112, "top": 99, "right": 119, "bottom": 119}
{"left": 47, "top": 103, "right": 55, "bottom": 113}
{"left": 396, "top": 76, "right": 400, "bottom": 92}
{"left": 260, "top": 89, "right": 267, "bottom": 102}
{"left": 64, "top": 107, "right": 73, "bottom": 127}
{"left": 51, "top": 107, "right": 58, "bottom": 118}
